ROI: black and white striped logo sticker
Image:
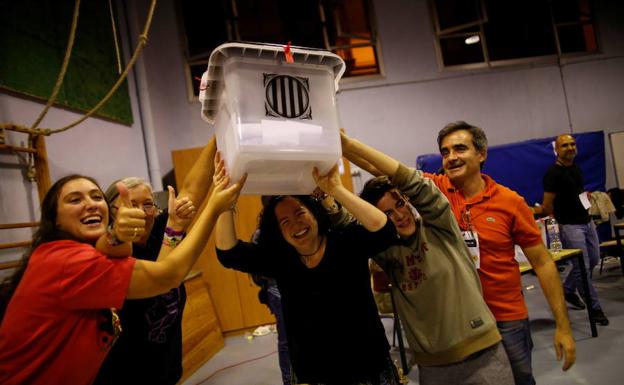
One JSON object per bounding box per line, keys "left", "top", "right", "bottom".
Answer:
{"left": 264, "top": 74, "right": 312, "bottom": 119}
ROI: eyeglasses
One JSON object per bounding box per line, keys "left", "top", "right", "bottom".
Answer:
{"left": 111, "top": 202, "right": 159, "bottom": 214}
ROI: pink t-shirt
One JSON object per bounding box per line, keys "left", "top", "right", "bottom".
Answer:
{"left": 0, "top": 240, "right": 135, "bottom": 385}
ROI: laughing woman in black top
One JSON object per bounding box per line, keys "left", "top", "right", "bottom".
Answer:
{"left": 214, "top": 152, "right": 401, "bottom": 385}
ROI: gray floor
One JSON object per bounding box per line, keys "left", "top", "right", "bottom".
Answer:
{"left": 182, "top": 257, "right": 624, "bottom": 385}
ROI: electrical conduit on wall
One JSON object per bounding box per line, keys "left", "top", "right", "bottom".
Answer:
{"left": 123, "top": 0, "right": 162, "bottom": 191}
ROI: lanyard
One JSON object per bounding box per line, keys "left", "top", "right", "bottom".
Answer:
{"left": 450, "top": 190, "right": 491, "bottom": 232}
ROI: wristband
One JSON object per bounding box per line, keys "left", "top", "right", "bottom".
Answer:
{"left": 165, "top": 227, "right": 185, "bottom": 237}
{"left": 163, "top": 226, "right": 185, "bottom": 247}
{"left": 163, "top": 234, "right": 183, "bottom": 247}
{"left": 312, "top": 189, "right": 329, "bottom": 201}
{"left": 106, "top": 225, "right": 123, "bottom": 246}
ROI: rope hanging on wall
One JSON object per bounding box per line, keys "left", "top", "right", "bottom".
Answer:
{"left": 109, "top": 0, "right": 123, "bottom": 75}
{"left": 0, "top": 0, "right": 158, "bottom": 137}
{"left": 29, "top": 0, "right": 82, "bottom": 131}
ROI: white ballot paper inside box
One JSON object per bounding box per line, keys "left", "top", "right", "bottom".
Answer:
{"left": 199, "top": 42, "right": 346, "bottom": 195}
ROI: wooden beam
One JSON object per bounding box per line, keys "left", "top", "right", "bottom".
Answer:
{"left": 0, "top": 240, "right": 31, "bottom": 250}
{"left": 0, "top": 144, "right": 37, "bottom": 154}
{"left": 0, "top": 260, "right": 21, "bottom": 271}
{"left": 0, "top": 222, "right": 39, "bottom": 230}
{"left": 33, "top": 135, "right": 51, "bottom": 203}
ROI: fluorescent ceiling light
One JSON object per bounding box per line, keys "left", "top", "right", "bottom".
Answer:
{"left": 465, "top": 35, "right": 480, "bottom": 45}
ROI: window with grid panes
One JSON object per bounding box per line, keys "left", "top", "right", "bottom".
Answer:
{"left": 179, "top": 0, "right": 382, "bottom": 99}
{"left": 430, "top": 0, "right": 598, "bottom": 70}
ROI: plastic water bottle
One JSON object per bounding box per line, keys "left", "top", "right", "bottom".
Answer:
{"left": 547, "top": 217, "right": 563, "bottom": 252}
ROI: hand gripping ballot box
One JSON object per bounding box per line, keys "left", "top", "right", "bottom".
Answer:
{"left": 199, "top": 42, "right": 346, "bottom": 195}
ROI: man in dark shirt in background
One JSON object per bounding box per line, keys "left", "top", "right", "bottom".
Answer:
{"left": 541, "top": 134, "right": 609, "bottom": 325}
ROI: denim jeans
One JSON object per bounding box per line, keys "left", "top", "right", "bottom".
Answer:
{"left": 559, "top": 221, "right": 602, "bottom": 310}
{"left": 267, "top": 287, "right": 292, "bottom": 385}
{"left": 497, "top": 319, "right": 535, "bottom": 385}
{"left": 419, "top": 342, "right": 514, "bottom": 385}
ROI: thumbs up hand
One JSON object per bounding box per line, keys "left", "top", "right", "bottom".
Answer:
{"left": 166, "top": 186, "right": 196, "bottom": 232}
{"left": 112, "top": 182, "right": 147, "bottom": 243}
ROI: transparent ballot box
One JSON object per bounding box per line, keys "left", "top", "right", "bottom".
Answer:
{"left": 200, "top": 42, "right": 346, "bottom": 195}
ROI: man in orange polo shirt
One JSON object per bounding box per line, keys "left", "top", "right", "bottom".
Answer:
{"left": 428, "top": 121, "right": 575, "bottom": 385}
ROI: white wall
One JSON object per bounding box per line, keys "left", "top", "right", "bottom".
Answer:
{"left": 0, "top": 1, "right": 150, "bottom": 265}
{"left": 0, "top": 92, "right": 151, "bottom": 265}
{"left": 133, "top": 0, "right": 624, "bottom": 190}
{"left": 128, "top": 0, "right": 214, "bottom": 174}
{"left": 1, "top": 0, "right": 623, "bottom": 264}
{"left": 336, "top": 0, "right": 624, "bottom": 191}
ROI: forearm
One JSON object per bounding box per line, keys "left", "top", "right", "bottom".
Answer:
{"left": 215, "top": 209, "right": 238, "bottom": 250}
{"left": 179, "top": 136, "right": 216, "bottom": 206}
{"left": 344, "top": 151, "right": 383, "bottom": 177}
{"left": 541, "top": 192, "right": 555, "bottom": 216}
{"left": 331, "top": 185, "right": 386, "bottom": 231}
{"left": 165, "top": 209, "right": 189, "bottom": 234}
{"left": 532, "top": 254, "right": 572, "bottom": 331}
{"left": 127, "top": 201, "right": 221, "bottom": 298}
{"left": 165, "top": 202, "right": 218, "bottom": 280}
{"left": 343, "top": 136, "right": 400, "bottom": 178}
{"left": 95, "top": 233, "right": 132, "bottom": 258}
{"left": 541, "top": 204, "right": 554, "bottom": 216}
{"left": 161, "top": 199, "right": 220, "bottom": 269}
{"left": 525, "top": 243, "right": 575, "bottom": 370}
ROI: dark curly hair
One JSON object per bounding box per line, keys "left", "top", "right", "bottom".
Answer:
{"left": 0, "top": 174, "right": 105, "bottom": 320}
{"left": 256, "top": 195, "right": 331, "bottom": 255}
{"left": 360, "top": 176, "right": 398, "bottom": 206}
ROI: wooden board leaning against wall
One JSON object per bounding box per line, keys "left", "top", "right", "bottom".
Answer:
{"left": 172, "top": 146, "right": 354, "bottom": 336}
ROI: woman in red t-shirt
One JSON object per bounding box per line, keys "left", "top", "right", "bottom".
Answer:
{"left": 0, "top": 168, "right": 243, "bottom": 385}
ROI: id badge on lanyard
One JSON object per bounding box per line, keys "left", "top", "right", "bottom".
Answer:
{"left": 462, "top": 230, "right": 480, "bottom": 269}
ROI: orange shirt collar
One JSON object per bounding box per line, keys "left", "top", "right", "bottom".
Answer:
{"left": 446, "top": 174, "right": 495, "bottom": 205}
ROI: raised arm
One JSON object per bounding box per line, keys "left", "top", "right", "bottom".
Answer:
{"left": 124, "top": 153, "right": 245, "bottom": 299}
{"left": 177, "top": 136, "right": 217, "bottom": 208}
{"left": 340, "top": 131, "right": 399, "bottom": 178}
{"left": 313, "top": 164, "right": 387, "bottom": 232}
{"left": 214, "top": 151, "right": 240, "bottom": 251}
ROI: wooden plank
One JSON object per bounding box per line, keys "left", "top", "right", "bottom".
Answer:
{"left": 0, "top": 221, "right": 39, "bottom": 230}
{"left": 173, "top": 146, "right": 238, "bottom": 330}
{"left": 600, "top": 240, "right": 618, "bottom": 248}
{"left": 171, "top": 146, "right": 203, "bottom": 191}
{"left": 230, "top": 195, "right": 275, "bottom": 329}
{"left": 196, "top": 232, "right": 246, "bottom": 331}
{"left": 180, "top": 274, "right": 225, "bottom": 383}
{"left": 33, "top": 135, "right": 51, "bottom": 202}
{"left": 0, "top": 143, "right": 37, "bottom": 154}
{"left": 0, "top": 240, "right": 31, "bottom": 250}
{"left": 0, "top": 260, "right": 21, "bottom": 270}
{"left": 236, "top": 271, "right": 275, "bottom": 328}
{"left": 519, "top": 248, "right": 582, "bottom": 274}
